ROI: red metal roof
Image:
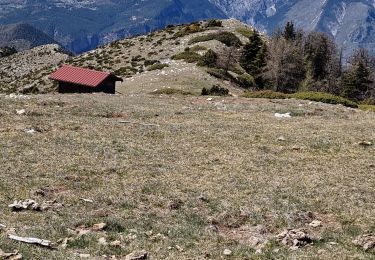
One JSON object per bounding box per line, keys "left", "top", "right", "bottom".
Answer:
{"left": 49, "top": 65, "right": 117, "bottom": 87}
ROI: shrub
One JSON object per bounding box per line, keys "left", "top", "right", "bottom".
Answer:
{"left": 198, "top": 49, "right": 218, "bottom": 67}
{"left": 152, "top": 88, "right": 192, "bottom": 95}
{"left": 189, "top": 45, "right": 207, "bottom": 52}
{"left": 144, "top": 59, "right": 158, "bottom": 66}
{"left": 189, "top": 32, "right": 242, "bottom": 47}
{"left": 206, "top": 19, "right": 223, "bottom": 28}
{"left": 242, "top": 90, "right": 288, "bottom": 99}
{"left": 206, "top": 68, "right": 235, "bottom": 81}
{"left": 147, "top": 63, "right": 169, "bottom": 71}
{"left": 172, "top": 51, "right": 202, "bottom": 63}
{"left": 201, "top": 85, "right": 229, "bottom": 96}
{"left": 236, "top": 73, "right": 256, "bottom": 88}
{"left": 290, "top": 92, "right": 358, "bottom": 108}
{"left": 173, "top": 24, "right": 203, "bottom": 38}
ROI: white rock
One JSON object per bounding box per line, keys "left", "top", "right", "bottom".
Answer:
{"left": 223, "top": 249, "right": 232, "bottom": 255}
{"left": 275, "top": 112, "right": 292, "bottom": 118}
{"left": 207, "top": 98, "right": 213, "bottom": 101}
{"left": 309, "top": 220, "right": 322, "bottom": 228}
{"left": 16, "top": 109, "right": 26, "bottom": 115}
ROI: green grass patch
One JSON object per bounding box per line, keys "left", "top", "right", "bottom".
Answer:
{"left": 206, "top": 68, "right": 235, "bottom": 81}
{"left": 188, "top": 32, "right": 242, "bottom": 47}
{"left": 359, "top": 104, "right": 375, "bottom": 112}
{"left": 152, "top": 88, "right": 192, "bottom": 95}
{"left": 172, "top": 51, "right": 202, "bottom": 63}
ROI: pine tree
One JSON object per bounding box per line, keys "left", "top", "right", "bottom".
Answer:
{"left": 240, "top": 30, "right": 267, "bottom": 87}
{"left": 283, "top": 21, "right": 296, "bottom": 41}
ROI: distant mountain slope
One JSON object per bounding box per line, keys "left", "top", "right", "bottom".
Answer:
{"left": 0, "top": 23, "right": 57, "bottom": 51}
{"left": 0, "top": 0, "right": 226, "bottom": 53}
{"left": 209, "top": 0, "right": 375, "bottom": 57}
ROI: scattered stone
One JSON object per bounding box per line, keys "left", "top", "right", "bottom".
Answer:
{"left": 7, "top": 234, "right": 54, "bottom": 248}
{"left": 16, "top": 109, "right": 26, "bottom": 115}
{"left": 78, "top": 254, "right": 91, "bottom": 258}
{"left": 275, "top": 112, "right": 292, "bottom": 118}
{"left": 277, "top": 136, "right": 286, "bottom": 142}
{"left": 0, "top": 224, "right": 6, "bottom": 229}
{"left": 352, "top": 234, "right": 375, "bottom": 252}
{"left": 0, "top": 249, "right": 22, "bottom": 259}
{"left": 308, "top": 220, "right": 322, "bottom": 228}
{"left": 175, "top": 245, "right": 183, "bottom": 252}
{"left": 125, "top": 250, "right": 148, "bottom": 260}
{"left": 24, "top": 128, "right": 37, "bottom": 134}
{"left": 223, "top": 249, "right": 232, "bottom": 256}
{"left": 92, "top": 223, "right": 107, "bottom": 231}
{"left": 358, "top": 141, "right": 373, "bottom": 147}
{"left": 8, "top": 200, "right": 40, "bottom": 211}
{"left": 109, "top": 240, "right": 122, "bottom": 247}
{"left": 80, "top": 198, "right": 94, "bottom": 203}
{"left": 276, "top": 228, "right": 316, "bottom": 249}
{"left": 8, "top": 199, "right": 63, "bottom": 212}
{"left": 98, "top": 237, "right": 108, "bottom": 245}
{"left": 206, "top": 98, "right": 213, "bottom": 101}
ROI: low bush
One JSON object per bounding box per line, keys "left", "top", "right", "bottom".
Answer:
{"left": 197, "top": 49, "right": 218, "bottom": 67}
{"left": 173, "top": 23, "right": 203, "bottom": 38}
{"left": 172, "top": 51, "right": 202, "bottom": 63}
{"left": 202, "top": 85, "right": 229, "bottom": 96}
{"left": 189, "top": 32, "right": 242, "bottom": 47}
{"left": 242, "top": 90, "right": 288, "bottom": 99}
{"left": 290, "top": 92, "right": 358, "bottom": 108}
{"left": 206, "top": 19, "right": 223, "bottom": 28}
{"left": 144, "top": 59, "right": 158, "bottom": 66}
{"left": 236, "top": 73, "right": 256, "bottom": 89}
{"left": 152, "top": 88, "right": 192, "bottom": 95}
{"left": 206, "top": 68, "right": 235, "bottom": 81}
{"left": 147, "top": 63, "right": 169, "bottom": 71}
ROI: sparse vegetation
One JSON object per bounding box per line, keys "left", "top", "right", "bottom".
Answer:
{"left": 201, "top": 84, "right": 229, "bottom": 96}
{"left": 189, "top": 32, "right": 242, "bottom": 47}
{"left": 151, "top": 88, "right": 192, "bottom": 95}
{"left": 206, "top": 19, "right": 223, "bottom": 28}
{"left": 242, "top": 90, "right": 358, "bottom": 108}
{"left": 147, "top": 63, "right": 169, "bottom": 71}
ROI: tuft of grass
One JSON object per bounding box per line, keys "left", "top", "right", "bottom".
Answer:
{"left": 151, "top": 88, "right": 192, "bottom": 95}
{"left": 290, "top": 92, "right": 358, "bottom": 108}
{"left": 172, "top": 51, "right": 202, "bottom": 63}
{"left": 147, "top": 63, "right": 169, "bottom": 71}
{"left": 206, "top": 68, "right": 235, "bottom": 81}
{"left": 188, "top": 32, "right": 242, "bottom": 47}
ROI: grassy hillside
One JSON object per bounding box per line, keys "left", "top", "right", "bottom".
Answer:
{"left": 0, "top": 91, "right": 374, "bottom": 259}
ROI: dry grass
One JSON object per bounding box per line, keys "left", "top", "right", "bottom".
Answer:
{"left": 0, "top": 92, "right": 374, "bottom": 259}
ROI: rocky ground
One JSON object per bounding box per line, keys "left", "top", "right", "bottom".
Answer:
{"left": 0, "top": 89, "right": 374, "bottom": 259}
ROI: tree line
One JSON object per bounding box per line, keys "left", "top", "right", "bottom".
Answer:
{"left": 238, "top": 22, "right": 374, "bottom": 103}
